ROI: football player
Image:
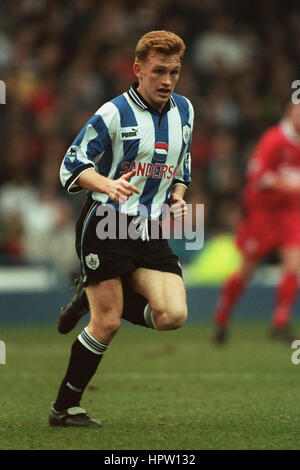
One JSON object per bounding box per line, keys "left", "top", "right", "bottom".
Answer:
{"left": 49, "top": 30, "right": 193, "bottom": 427}
{"left": 213, "top": 102, "right": 300, "bottom": 344}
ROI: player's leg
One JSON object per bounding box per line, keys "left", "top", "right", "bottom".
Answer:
{"left": 57, "top": 202, "right": 152, "bottom": 334}
{"left": 121, "top": 277, "right": 150, "bottom": 327}
{"left": 212, "top": 256, "right": 257, "bottom": 343}
{"left": 270, "top": 247, "right": 300, "bottom": 341}
{"left": 57, "top": 276, "right": 90, "bottom": 334}
{"left": 271, "top": 210, "right": 300, "bottom": 340}
{"left": 49, "top": 277, "right": 123, "bottom": 427}
{"left": 56, "top": 196, "right": 96, "bottom": 335}
{"left": 212, "top": 206, "right": 270, "bottom": 343}
{"left": 127, "top": 268, "right": 187, "bottom": 331}
{"left": 85, "top": 277, "right": 123, "bottom": 342}
{"left": 57, "top": 275, "right": 150, "bottom": 334}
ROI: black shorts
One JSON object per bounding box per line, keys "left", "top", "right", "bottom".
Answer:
{"left": 75, "top": 198, "right": 182, "bottom": 286}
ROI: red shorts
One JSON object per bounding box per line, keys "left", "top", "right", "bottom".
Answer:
{"left": 236, "top": 208, "right": 300, "bottom": 260}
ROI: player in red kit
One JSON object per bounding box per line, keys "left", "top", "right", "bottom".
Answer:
{"left": 213, "top": 102, "right": 300, "bottom": 343}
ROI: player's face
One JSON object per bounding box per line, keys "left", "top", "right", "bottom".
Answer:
{"left": 134, "top": 51, "right": 181, "bottom": 112}
{"left": 288, "top": 104, "right": 300, "bottom": 136}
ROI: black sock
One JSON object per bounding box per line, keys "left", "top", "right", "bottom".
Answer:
{"left": 122, "top": 279, "right": 155, "bottom": 328}
{"left": 54, "top": 331, "right": 108, "bottom": 411}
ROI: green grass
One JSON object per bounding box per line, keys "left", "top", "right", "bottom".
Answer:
{"left": 1, "top": 321, "right": 300, "bottom": 450}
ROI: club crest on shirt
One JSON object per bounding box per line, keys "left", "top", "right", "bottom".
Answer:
{"left": 85, "top": 253, "right": 100, "bottom": 270}
{"left": 182, "top": 125, "right": 191, "bottom": 144}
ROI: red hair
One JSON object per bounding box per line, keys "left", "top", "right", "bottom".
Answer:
{"left": 135, "top": 30, "right": 186, "bottom": 63}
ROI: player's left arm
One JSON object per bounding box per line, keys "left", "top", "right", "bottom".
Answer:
{"left": 169, "top": 183, "right": 188, "bottom": 218}
{"left": 169, "top": 98, "right": 193, "bottom": 217}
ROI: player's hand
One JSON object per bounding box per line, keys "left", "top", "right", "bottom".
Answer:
{"left": 169, "top": 193, "right": 187, "bottom": 219}
{"left": 107, "top": 170, "right": 140, "bottom": 204}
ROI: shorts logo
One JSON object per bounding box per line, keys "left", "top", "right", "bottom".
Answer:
{"left": 120, "top": 127, "right": 139, "bottom": 140}
{"left": 182, "top": 125, "right": 191, "bottom": 144}
{"left": 85, "top": 253, "right": 100, "bottom": 270}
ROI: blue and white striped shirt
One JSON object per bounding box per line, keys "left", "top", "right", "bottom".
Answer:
{"left": 60, "top": 84, "right": 193, "bottom": 219}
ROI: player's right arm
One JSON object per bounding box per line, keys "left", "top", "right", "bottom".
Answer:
{"left": 59, "top": 102, "right": 139, "bottom": 203}
{"left": 77, "top": 169, "right": 139, "bottom": 204}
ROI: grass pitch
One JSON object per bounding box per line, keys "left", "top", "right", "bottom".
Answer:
{"left": 1, "top": 321, "right": 300, "bottom": 450}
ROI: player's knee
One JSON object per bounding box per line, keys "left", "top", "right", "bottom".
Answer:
{"left": 154, "top": 305, "right": 187, "bottom": 331}
{"left": 173, "top": 307, "right": 188, "bottom": 329}
{"left": 89, "top": 314, "right": 121, "bottom": 339}
{"left": 105, "top": 317, "right": 122, "bottom": 335}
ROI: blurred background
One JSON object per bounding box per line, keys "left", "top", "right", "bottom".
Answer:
{"left": 0, "top": 0, "right": 299, "bottom": 312}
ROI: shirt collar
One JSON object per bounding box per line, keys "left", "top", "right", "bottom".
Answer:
{"left": 127, "top": 82, "right": 176, "bottom": 114}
